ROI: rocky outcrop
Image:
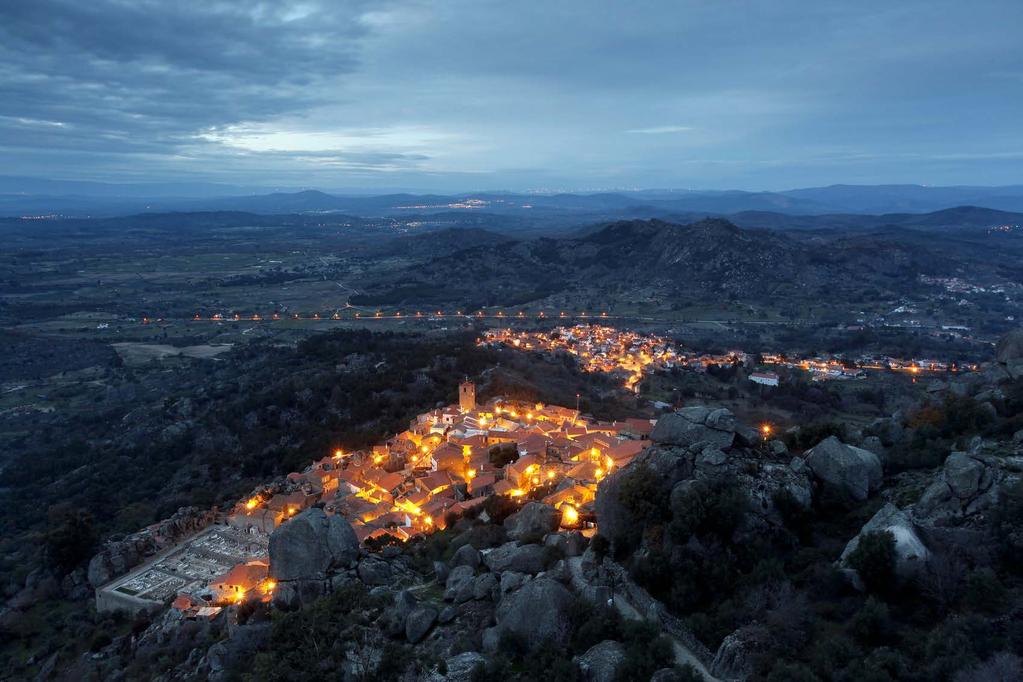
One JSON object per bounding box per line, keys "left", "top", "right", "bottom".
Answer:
{"left": 445, "top": 651, "right": 488, "bottom": 681}
{"left": 268, "top": 508, "right": 359, "bottom": 609}
{"left": 482, "top": 542, "right": 549, "bottom": 574}
{"left": 840, "top": 503, "right": 930, "bottom": 581}
{"left": 910, "top": 447, "right": 1011, "bottom": 558}
{"left": 450, "top": 544, "right": 482, "bottom": 570}
{"left": 914, "top": 450, "right": 1001, "bottom": 523}
{"left": 88, "top": 506, "right": 216, "bottom": 588}
{"left": 269, "top": 508, "right": 359, "bottom": 582}
{"left": 381, "top": 589, "right": 418, "bottom": 637}
{"left": 473, "top": 572, "right": 500, "bottom": 601}
{"left": 405, "top": 606, "right": 438, "bottom": 644}
{"left": 206, "top": 623, "right": 271, "bottom": 682}
{"left": 706, "top": 408, "right": 737, "bottom": 432}
{"left": 651, "top": 407, "right": 735, "bottom": 449}
{"left": 503, "top": 502, "right": 560, "bottom": 541}
{"left": 599, "top": 422, "right": 813, "bottom": 554}
{"left": 736, "top": 460, "right": 813, "bottom": 519}
{"left": 805, "top": 436, "right": 883, "bottom": 503}
{"left": 596, "top": 446, "right": 691, "bottom": 550}
{"left": 696, "top": 446, "right": 729, "bottom": 469}
{"left": 944, "top": 452, "right": 992, "bottom": 499}
{"left": 545, "top": 531, "right": 588, "bottom": 557}
{"left": 576, "top": 640, "right": 627, "bottom": 682}
{"left": 444, "top": 565, "right": 477, "bottom": 602}
{"left": 486, "top": 576, "right": 575, "bottom": 652}
{"left": 499, "top": 571, "right": 531, "bottom": 594}
{"left": 995, "top": 329, "right": 1023, "bottom": 379}
{"left": 711, "top": 624, "right": 770, "bottom": 682}
{"left": 357, "top": 557, "right": 393, "bottom": 586}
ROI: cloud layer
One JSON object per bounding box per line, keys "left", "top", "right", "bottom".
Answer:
{"left": 1, "top": 1, "right": 1021, "bottom": 190}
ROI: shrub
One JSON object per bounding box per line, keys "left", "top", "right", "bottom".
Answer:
{"left": 992, "top": 478, "right": 1023, "bottom": 571}
{"left": 618, "top": 464, "right": 667, "bottom": 526}
{"left": 850, "top": 597, "right": 892, "bottom": 646}
{"left": 571, "top": 602, "right": 622, "bottom": 652}
{"left": 772, "top": 488, "right": 813, "bottom": 541}
{"left": 489, "top": 443, "right": 519, "bottom": 468}
{"left": 767, "top": 661, "right": 821, "bottom": 682}
{"left": 669, "top": 477, "right": 747, "bottom": 544}
{"left": 847, "top": 530, "right": 896, "bottom": 596}
{"left": 809, "top": 631, "right": 861, "bottom": 678}
{"left": 964, "top": 568, "right": 1007, "bottom": 614}
{"left": 786, "top": 421, "right": 848, "bottom": 451}
{"left": 520, "top": 642, "right": 579, "bottom": 682}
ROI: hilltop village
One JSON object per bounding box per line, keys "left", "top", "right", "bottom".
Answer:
{"left": 96, "top": 380, "right": 655, "bottom": 617}
{"left": 481, "top": 324, "right": 975, "bottom": 390}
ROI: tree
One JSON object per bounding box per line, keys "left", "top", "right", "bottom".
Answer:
{"left": 617, "top": 464, "right": 667, "bottom": 526}
{"left": 44, "top": 504, "right": 98, "bottom": 572}
{"left": 850, "top": 597, "right": 893, "bottom": 646}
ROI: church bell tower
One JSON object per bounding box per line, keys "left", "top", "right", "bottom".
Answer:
{"left": 459, "top": 379, "right": 476, "bottom": 413}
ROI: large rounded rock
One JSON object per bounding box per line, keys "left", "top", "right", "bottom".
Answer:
{"left": 576, "top": 640, "right": 627, "bottom": 682}
{"left": 696, "top": 446, "right": 728, "bottom": 469}
{"left": 912, "top": 449, "right": 998, "bottom": 531}
{"left": 382, "top": 589, "right": 418, "bottom": 637}
{"left": 705, "top": 408, "right": 737, "bottom": 432}
{"left": 994, "top": 329, "right": 1023, "bottom": 361}
{"left": 805, "top": 436, "right": 882, "bottom": 504}
{"left": 651, "top": 412, "right": 733, "bottom": 449}
{"left": 499, "top": 571, "right": 531, "bottom": 594}
{"left": 482, "top": 542, "right": 548, "bottom": 574}
{"left": 444, "top": 565, "right": 476, "bottom": 602}
{"left": 711, "top": 625, "right": 769, "bottom": 682}
{"left": 445, "top": 652, "right": 488, "bottom": 682}
{"left": 405, "top": 606, "right": 438, "bottom": 644}
{"left": 473, "top": 572, "right": 500, "bottom": 601}
{"left": 944, "top": 452, "right": 990, "bottom": 499}
{"left": 269, "top": 508, "right": 359, "bottom": 582}
{"left": 544, "top": 531, "right": 588, "bottom": 558}
{"left": 996, "top": 329, "right": 1023, "bottom": 378}
{"left": 357, "top": 558, "right": 393, "bottom": 586}
{"left": 596, "top": 446, "right": 691, "bottom": 551}
{"left": 677, "top": 406, "right": 712, "bottom": 423}
{"left": 840, "top": 503, "right": 930, "bottom": 581}
{"left": 206, "top": 624, "right": 271, "bottom": 681}
{"left": 504, "top": 502, "right": 560, "bottom": 541}
{"left": 450, "top": 544, "right": 482, "bottom": 570}
{"left": 491, "top": 577, "right": 575, "bottom": 651}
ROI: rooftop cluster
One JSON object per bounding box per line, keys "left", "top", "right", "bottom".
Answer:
{"left": 481, "top": 325, "right": 681, "bottom": 391}
{"left": 201, "top": 383, "right": 655, "bottom": 609}
{"left": 484, "top": 325, "right": 975, "bottom": 389}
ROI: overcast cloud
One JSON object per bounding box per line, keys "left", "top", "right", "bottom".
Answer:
{"left": 1, "top": 0, "right": 1020, "bottom": 191}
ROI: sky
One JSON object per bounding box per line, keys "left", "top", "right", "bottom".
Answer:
{"left": 1, "top": 0, "right": 1021, "bottom": 192}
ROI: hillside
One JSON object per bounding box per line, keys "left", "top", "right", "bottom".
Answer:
{"left": 353, "top": 218, "right": 1016, "bottom": 308}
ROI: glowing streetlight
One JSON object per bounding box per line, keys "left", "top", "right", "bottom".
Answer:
{"left": 562, "top": 505, "right": 579, "bottom": 526}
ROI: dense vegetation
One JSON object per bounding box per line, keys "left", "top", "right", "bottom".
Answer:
{"left": 603, "top": 379, "right": 1023, "bottom": 682}
{"left": 0, "top": 330, "right": 500, "bottom": 676}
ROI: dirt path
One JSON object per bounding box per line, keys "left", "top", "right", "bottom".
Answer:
{"left": 566, "top": 557, "right": 720, "bottom": 681}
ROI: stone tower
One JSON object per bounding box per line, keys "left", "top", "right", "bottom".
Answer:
{"left": 459, "top": 379, "right": 476, "bottom": 413}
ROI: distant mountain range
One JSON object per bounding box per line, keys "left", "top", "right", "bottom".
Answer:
{"left": 351, "top": 217, "right": 1023, "bottom": 309}
{"left": 6, "top": 177, "right": 1023, "bottom": 218}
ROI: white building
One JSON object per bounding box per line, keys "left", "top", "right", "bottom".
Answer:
{"left": 749, "top": 371, "right": 780, "bottom": 387}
